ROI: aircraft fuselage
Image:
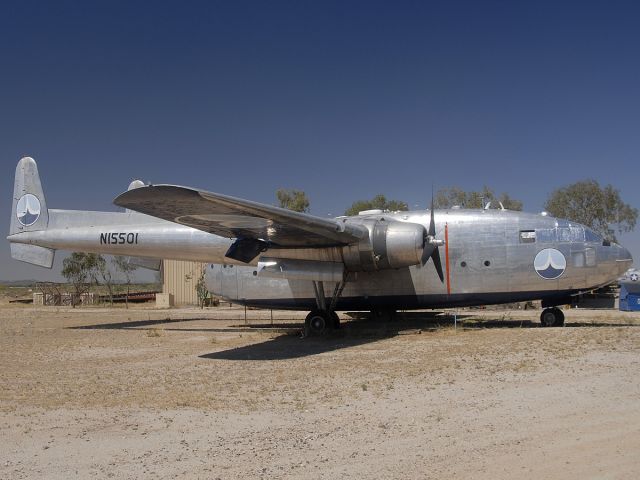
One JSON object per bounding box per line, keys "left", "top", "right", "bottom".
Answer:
{"left": 204, "top": 209, "right": 632, "bottom": 310}
{"left": 7, "top": 157, "right": 633, "bottom": 316}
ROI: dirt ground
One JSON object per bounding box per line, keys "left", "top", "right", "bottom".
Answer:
{"left": 1, "top": 302, "right": 639, "bottom": 479}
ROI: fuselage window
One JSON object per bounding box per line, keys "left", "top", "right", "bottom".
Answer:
{"left": 519, "top": 230, "right": 536, "bottom": 243}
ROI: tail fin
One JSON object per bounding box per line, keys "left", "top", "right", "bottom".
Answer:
{"left": 9, "top": 157, "right": 55, "bottom": 268}
{"left": 10, "top": 157, "right": 49, "bottom": 234}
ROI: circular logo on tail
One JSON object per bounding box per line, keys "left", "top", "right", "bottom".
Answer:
{"left": 534, "top": 248, "right": 566, "bottom": 280}
{"left": 16, "top": 194, "right": 41, "bottom": 226}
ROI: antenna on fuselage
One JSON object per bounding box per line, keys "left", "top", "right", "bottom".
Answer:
{"left": 483, "top": 201, "right": 506, "bottom": 211}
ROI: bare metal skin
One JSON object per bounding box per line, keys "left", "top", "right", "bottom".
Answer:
{"left": 8, "top": 157, "right": 633, "bottom": 331}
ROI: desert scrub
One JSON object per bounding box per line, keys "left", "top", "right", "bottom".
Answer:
{"left": 146, "top": 327, "right": 164, "bottom": 337}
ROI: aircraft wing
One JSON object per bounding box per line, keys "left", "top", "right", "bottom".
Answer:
{"left": 114, "top": 185, "right": 364, "bottom": 261}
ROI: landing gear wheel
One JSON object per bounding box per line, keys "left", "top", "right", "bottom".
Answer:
{"left": 540, "top": 307, "right": 565, "bottom": 327}
{"left": 305, "top": 310, "right": 329, "bottom": 337}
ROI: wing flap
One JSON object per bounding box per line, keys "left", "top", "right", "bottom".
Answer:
{"left": 114, "top": 185, "right": 364, "bottom": 248}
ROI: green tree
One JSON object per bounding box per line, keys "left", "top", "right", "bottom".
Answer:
{"left": 95, "top": 255, "right": 115, "bottom": 305}
{"left": 434, "top": 186, "right": 523, "bottom": 211}
{"left": 61, "top": 252, "right": 104, "bottom": 307}
{"left": 276, "top": 189, "right": 310, "bottom": 213}
{"left": 195, "top": 266, "right": 210, "bottom": 309}
{"left": 112, "top": 256, "right": 138, "bottom": 309}
{"left": 544, "top": 180, "right": 637, "bottom": 241}
{"left": 345, "top": 194, "right": 408, "bottom": 216}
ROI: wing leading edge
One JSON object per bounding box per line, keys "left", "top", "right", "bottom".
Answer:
{"left": 114, "top": 185, "right": 365, "bottom": 261}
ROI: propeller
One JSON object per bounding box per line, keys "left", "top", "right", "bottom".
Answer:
{"left": 421, "top": 192, "right": 445, "bottom": 282}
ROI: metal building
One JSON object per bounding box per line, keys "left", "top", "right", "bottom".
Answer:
{"left": 162, "top": 259, "right": 206, "bottom": 305}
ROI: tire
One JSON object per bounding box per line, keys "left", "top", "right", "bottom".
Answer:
{"left": 540, "top": 307, "right": 564, "bottom": 327}
{"left": 305, "top": 310, "right": 328, "bottom": 336}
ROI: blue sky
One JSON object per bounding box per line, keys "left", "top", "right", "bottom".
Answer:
{"left": 1, "top": 0, "right": 639, "bottom": 281}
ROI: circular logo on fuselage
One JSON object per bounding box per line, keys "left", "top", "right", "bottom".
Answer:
{"left": 534, "top": 248, "right": 566, "bottom": 280}
{"left": 16, "top": 193, "right": 41, "bottom": 226}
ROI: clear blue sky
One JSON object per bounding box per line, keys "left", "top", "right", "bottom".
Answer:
{"left": 2, "top": 0, "right": 639, "bottom": 281}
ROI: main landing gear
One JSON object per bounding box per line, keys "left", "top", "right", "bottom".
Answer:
{"left": 304, "top": 278, "right": 347, "bottom": 337}
{"left": 540, "top": 307, "right": 565, "bottom": 327}
{"left": 304, "top": 310, "right": 340, "bottom": 336}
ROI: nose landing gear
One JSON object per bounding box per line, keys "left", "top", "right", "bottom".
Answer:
{"left": 540, "top": 307, "right": 565, "bottom": 327}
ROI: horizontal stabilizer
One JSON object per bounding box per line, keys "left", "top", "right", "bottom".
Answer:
{"left": 11, "top": 243, "right": 55, "bottom": 268}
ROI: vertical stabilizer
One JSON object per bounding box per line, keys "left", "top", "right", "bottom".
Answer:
{"left": 10, "top": 157, "right": 49, "bottom": 235}
{"left": 9, "top": 157, "right": 55, "bottom": 268}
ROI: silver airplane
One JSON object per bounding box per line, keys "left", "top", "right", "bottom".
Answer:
{"left": 7, "top": 157, "right": 633, "bottom": 334}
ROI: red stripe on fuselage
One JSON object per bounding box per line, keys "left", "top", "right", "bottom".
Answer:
{"left": 445, "top": 223, "right": 451, "bottom": 295}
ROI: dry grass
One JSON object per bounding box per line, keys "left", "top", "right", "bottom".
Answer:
{"left": 2, "top": 305, "right": 640, "bottom": 479}
{"left": 146, "top": 327, "right": 164, "bottom": 337}
{"left": 0, "top": 305, "right": 639, "bottom": 413}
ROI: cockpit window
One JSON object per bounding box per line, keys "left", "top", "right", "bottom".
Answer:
{"left": 536, "top": 228, "right": 556, "bottom": 243}
{"left": 585, "top": 228, "right": 602, "bottom": 243}
{"left": 557, "top": 226, "right": 585, "bottom": 242}
{"left": 536, "top": 226, "right": 585, "bottom": 243}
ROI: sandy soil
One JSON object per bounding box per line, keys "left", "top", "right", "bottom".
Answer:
{"left": 1, "top": 303, "right": 639, "bottom": 479}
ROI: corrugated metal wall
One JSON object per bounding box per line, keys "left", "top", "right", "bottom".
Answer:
{"left": 163, "top": 260, "right": 207, "bottom": 305}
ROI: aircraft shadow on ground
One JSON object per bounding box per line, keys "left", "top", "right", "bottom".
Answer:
{"left": 69, "top": 317, "right": 299, "bottom": 334}
{"left": 70, "top": 317, "right": 210, "bottom": 330}
{"left": 202, "top": 314, "right": 640, "bottom": 361}
{"left": 200, "top": 335, "right": 379, "bottom": 360}
{"left": 69, "top": 311, "right": 640, "bottom": 334}
{"left": 68, "top": 312, "right": 639, "bottom": 361}
{"left": 200, "top": 315, "right": 524, "bottom": 361}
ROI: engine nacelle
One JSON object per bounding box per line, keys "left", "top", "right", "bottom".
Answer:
{"left": 341, "top": 219, "right": 424, "bottom": 271}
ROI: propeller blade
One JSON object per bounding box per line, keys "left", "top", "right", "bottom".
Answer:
{"left": 421, "top": 242, "right": 434, "bottom": 266}
{"left": 421, "top": 190, "right": 445, "bottom": 282}
{"left": 431, "top": 246, "right": 445, "bottom": 283}
{"left": 428, "top": 191, "right": 436, "bottom": 237}
{"left": 421, "top": 192, "right": 437, "bottom": 266}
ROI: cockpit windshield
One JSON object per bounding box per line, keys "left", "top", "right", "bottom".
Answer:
{"left": 531, "top": 226, "right": 609, "bottom": 245}
{"left": 535, "top": 226, "right": 585, "bottom": 243}
{"left": 584, "top": 228, "right": 603, "bottom": 243}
